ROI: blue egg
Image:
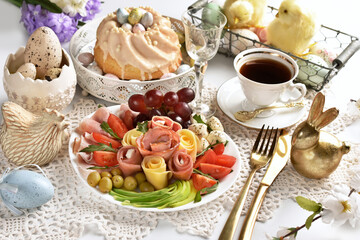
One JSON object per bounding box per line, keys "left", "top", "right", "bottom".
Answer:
{"left": 116, "top": 8, "right": 129, "bottom": 25}
{"left": 0, "top": 170, "right": 54, "bottom": 209}
{"left": 140, "top": 12, "right": 153, "bottom": 28}
{"left": 176, "top": 64, "right": 191, "bottom": 74}
{"left": 202, "top": 3, "right": 223, "bottom": 28}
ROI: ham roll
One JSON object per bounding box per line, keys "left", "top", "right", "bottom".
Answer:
{"left": 117, "top": 146, "right": 143, "bottom": 177}
{"left": 168, "top": 150, "right": 194, "bottom": 180}
{"left": 148, "top": 116, "right": 182, "bottom": 132}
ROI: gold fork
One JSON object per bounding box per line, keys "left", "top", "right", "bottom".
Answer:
{"left": 219, "top": 125, "right": 279, "bottom": 240}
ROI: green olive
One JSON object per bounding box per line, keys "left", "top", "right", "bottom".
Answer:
{"left": 135, "top": 172, "right": 146, "bottom": 185}
{"left": 139, "top": 182, "right": 155, "bottom": 192}
{"left": 98, "top": 177, "right": 113, "bottom": 193}
{"left": 111, "top": 168, "right": 122, "bottom": 176}
{"left": 101, "top": 171, "right": 112, "bottom": 178}
{"left": 112, "top": 175, "right": 124, "bottom": 188}
{"left": 87, "top": 171, "right": 101, "bottom": 187}
{"left": 124, "top": 176, "right": 138, "bottom": 191}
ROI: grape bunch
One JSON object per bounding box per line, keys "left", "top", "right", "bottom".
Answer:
{"left": 128, "top": 87, "right": 195, "bottom": 128}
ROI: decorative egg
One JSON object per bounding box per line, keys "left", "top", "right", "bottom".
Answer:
{"left": 160, "top": 73, "right": 177, "bottom": 79}
{"left": 224, "top": 29, "right": 260, "bottom": 55}
{"left": 104, "top": 73, "right": 119, "bottom": 80}
{"left": 140, "top": 12, "right": 153, "bottom": 28}
{"left": 309, "top": 42, "right": 340, "bottom": 66}
{"left": 78, "top": 52, "right": 94, "bottom": 67}
{"left": 116, "top": 8, "right": 129, "bottom": 25}
{"left": 0, "top": 170, "right": 54, "bottom": 209}
{"left": 128, "top": 8, "right": 145, "bottom": 25}
{"left": 176, "top": 64, "right": 191, "bottom": 74}
{"left": 121, "top": 23, "right": 133, "bottom": 32}
{"left": 44, "top": 67, "right": 62, "bottom": 81}
{"left": 132, "top": 23, "right": 145, "bottom": 33}
{"left": 16, "top": 62, "right": 36, "bottom": 79}
{"left": 24, "top": 27, "right": 62, "bottom": 79}
{"left": 202, "top": 2, "right": 222, "bottom": 27}
{"left": 87, "top": 63, "right": 103, "bottom": 75}
{"left": 297, "top": 54, "right": 330, "bottom": 88}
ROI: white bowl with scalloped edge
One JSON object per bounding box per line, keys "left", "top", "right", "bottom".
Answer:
{"left": 3, "top": 46, "right": 77, "bottom": 113}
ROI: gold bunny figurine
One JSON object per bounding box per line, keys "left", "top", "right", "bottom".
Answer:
{"left": 0, "top": 102, "right": 69, "bottom": 166}
{"left": 291, "top": 93, "right": 350, "bottom": 179}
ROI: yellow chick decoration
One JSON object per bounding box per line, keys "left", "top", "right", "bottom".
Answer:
{"left": 267, "top": 0, "right": 317, "bottom": 55}
{"left": 223, "top": 0, "right": 267, "bottom": 29}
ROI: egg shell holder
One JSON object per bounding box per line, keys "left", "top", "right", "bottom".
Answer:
{"left": 195, "top": 2, "right": 360, "bottom": 91}
{"left": 69, "top": 16, "right": 196, "bottom": 104}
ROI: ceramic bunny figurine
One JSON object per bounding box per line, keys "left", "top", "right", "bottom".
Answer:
{"left": 291, "top": 92, "right": 350, "bottom": 179}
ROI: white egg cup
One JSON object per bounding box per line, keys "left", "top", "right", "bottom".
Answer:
{"left": 3, "top": 47, "right": 77, "bottom": 113}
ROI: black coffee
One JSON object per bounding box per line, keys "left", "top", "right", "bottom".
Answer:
{"left": 239, "top": 59, "right": 292, "bottom": 84}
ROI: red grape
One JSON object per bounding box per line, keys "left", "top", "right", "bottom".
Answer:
{"left": 182, "top": 120, "right": 192, "bottom": 129}
{"left": 148, "top": 109, "right": 162, "bottom": 119}
{"left": 144, "top": 89, "right": 163, "bottom": 108}
{"left": 133, "top": 113, "right": 149, "bottom": 127}
{"left": 174, "top": 102, "right": 192, "bottom": 120}
{"left": 167, "top": 112, "right": 184, "bottom": 126}
{"left": 163, "top": 91, "right": 179, "bottom": 107}
{"left": 128, "top": 94, "right": 148, "bottom": 114}
{"left": 177, "top": 88, "right": 195, "bottom": 103}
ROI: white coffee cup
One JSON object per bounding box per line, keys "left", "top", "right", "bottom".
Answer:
{"left": 234, "top": 48, "right": 306, "bottom": 109}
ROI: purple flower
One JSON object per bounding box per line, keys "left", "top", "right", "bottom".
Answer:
{"left": 20, "top": 2, "right": 47, "bottom": 34}
{"left": 75, "top": 0, "right": 101, "bottom": 21}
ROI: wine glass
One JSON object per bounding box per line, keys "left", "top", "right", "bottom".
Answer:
{"left": 182, "top": 7, "right": 227, "bottom": 117}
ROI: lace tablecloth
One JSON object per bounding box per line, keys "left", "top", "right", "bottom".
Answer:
{"left": 1, "top": 89, "right": 359, "bottom": 240}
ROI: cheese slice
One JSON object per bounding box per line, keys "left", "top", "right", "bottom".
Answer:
{"left": 122, "top": 129, "right": 143, "bottom": 147}
{"left": 177, "top": 129, "right": 201, "bottom": 162}
{"left": 141, "top": 156, "right": 172, "bottom": 190}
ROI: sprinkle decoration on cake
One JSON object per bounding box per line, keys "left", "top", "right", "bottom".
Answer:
{"left": 94, "top": 7, "right": 182, "bottom": 81}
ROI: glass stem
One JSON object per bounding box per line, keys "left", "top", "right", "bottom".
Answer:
{"left": 194, "top": 61, "right": 208, "bottom": 109}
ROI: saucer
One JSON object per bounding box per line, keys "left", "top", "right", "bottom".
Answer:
{"left": 216, "top": 77, "right": 306, "bottom": 129}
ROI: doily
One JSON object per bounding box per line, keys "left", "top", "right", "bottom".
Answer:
{"left": 0, "top": 86, "right": 359, "bottom": 240}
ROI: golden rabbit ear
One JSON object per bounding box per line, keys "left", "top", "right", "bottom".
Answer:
{"left": 307, "top": 92, "right": 325, "bottom": 126}
{"left": 313, "top": 107, "right": 339, "bottom": 130}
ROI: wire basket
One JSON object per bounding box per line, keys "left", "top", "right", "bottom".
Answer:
{"left": 217, "top": 6, "right": 360, "bottom": 91}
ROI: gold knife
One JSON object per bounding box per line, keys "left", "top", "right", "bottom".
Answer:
{"left": 238, "top": 134, "right": 290, "bottom": 240}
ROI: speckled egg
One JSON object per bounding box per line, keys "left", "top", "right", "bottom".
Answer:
{"left": 132, "top": 23, "right": 145, "bottom": 33}
{"left": 309, "top": 42, "right": 340, "bottom": 66}
{"left": 16, "top": 62, "right": 37, "bottom": 79}
{"left": 116, "top": 8, "right": 129, "bottom": 24}
{"left": 0, "top": 170, "right": 54, "bottom": 209}
{"left": 78, "top": 52, "right": 94, "bottom": 67}
{"left": 202, "top": 2, "right": 223, "bottom": 27}
{"left": 160, "top": 73, "right": 177, "bottom": 79}
{"left": 297, "top": 54, "right": 330, "bottom": 88}
{"left": 128, "top": 8, "right": 145, "bottom": 25}
{"left": 24, "top": 27, "right": 62, "bottom": 79}
{"left": 176, "top": 64, "right": 191, "bottom": 74}
{"left": 122, "top": 23, "right": 133, "bottom": 32}
{"left": 44, "top": 67, "right": 62, "bottom": 81}
{"left": 224, "top": 29, "right": 260, "bottom": 55}
{"left": 140, "top": 12, "right": 153, "bottom": 28}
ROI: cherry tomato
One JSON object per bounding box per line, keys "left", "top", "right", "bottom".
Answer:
{"left": 93, "top": 151, "right": 118, "bottom": 167}
{"left": 92, "top": 132, "right": 122, "bottom": 149}
{"left": 215, "top": 155, "right": 237, "bottom": 168}
{"left": 107, "top": 113, "right": 128, "bottom": 138}
{"left": 192, "top": 173, "right": 217, "bottom": 191}
{"left": 198, "top": 163, "right": 232, "bottom": 179}
{"left": 194, "top": 149, "right": 217, "bottom": 169}
{"left": 212, "top": 143, "right": 225, "bottom": 155}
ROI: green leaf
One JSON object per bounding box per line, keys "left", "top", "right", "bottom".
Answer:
{"left": 80, "top": 143, "right": 117, "bottom": 153}
{"left": 305, "top": 212, "right": 318, "bottom": 229}
{"left": 97, "top": 104, "right": 103, "bottom": 108}
{"left": 288, "top": 227, "right": 298, "bottom": 238}
{"left": 25, "top": 0, "right": 62, "bottom": 13}
{"left": 272, "top": 238, "right": 280, "bottom": 240}
{"left": 200, "top": 182, "right": 218, "bottom": 195}
{"left": 100, "top": 122, "right": 121, "bottom": 140}
{"left": 193, "top": 114, "right": 213, "bottom": 132}
{"left": 6, "top": 0, "right": 22, "bottom": 7}
{"left": 296, "top": 196, "right": 322, "bottom": 212}
{"left": 193, "top": 168, "right": 217, "bottom": 181}
{"left": 137, "top": 121, "right": 149, "bottom": 134}
{"left": 194, "top": 191, "right": 202, "bottom": 203}
{"left": 87, "top": 165, "right": 118, "bottom": 170}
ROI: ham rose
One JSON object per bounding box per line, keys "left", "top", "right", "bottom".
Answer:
{"left": 117, "top": 146, "right": 143, "bottom": 177}
{"left": 148, "top": 116, "right": 182, "bottom": 131}
{"left": 168, "top": 150, "right": 193, "bottom": 180}
{"left": 136, "top": 127, "right": 180, "bottom": 161}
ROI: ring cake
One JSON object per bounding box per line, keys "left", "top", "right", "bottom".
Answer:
{"left": 94, "top": 7, "right": 182, "bottom": 81}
